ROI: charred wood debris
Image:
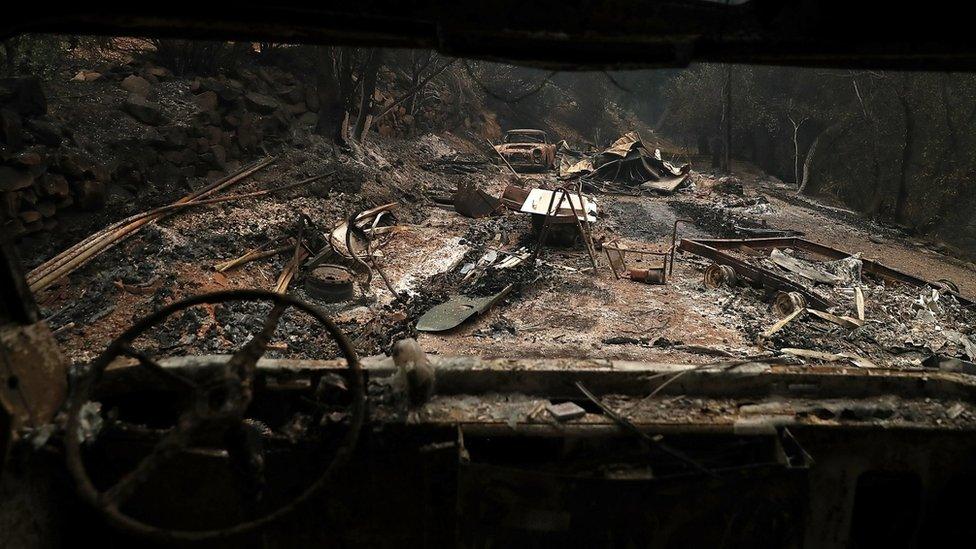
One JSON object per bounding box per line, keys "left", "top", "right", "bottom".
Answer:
{"left": 4, "top": 60, "right": 976, "bottom": 427}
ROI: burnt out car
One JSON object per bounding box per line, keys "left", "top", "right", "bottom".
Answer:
{"left": 494, "top": 129, "right": 557, "bottom": 172}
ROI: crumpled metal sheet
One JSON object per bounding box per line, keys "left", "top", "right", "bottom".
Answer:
{"left": 454, "top": 182, "right": 501, "bottom": 218}
{"left": 768, "top": 248, "right": 862, "bottom": 286}
{"left": 602, "top": 131, "right": 642, "bottom": 158}
{"left": 581, "top": 131, "right": 691, "bottom": 191}
{"left": 416, "top": 285, "right": 513, "bottom": 332}
{"left": 560, "top": 157, "right": 593, "bottom": 178}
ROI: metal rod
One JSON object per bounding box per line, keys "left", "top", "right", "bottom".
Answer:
{"left": 669, "top": 219, "right": 694, "bottom": 277}
{"left": 561, "top": 188, "right": 599, "bottom": 271}
{"left": 531, "top": 189, "right": 563, "bottom": 261}
{"left": 485, "top": 138, "right": 524, "bottom": 183}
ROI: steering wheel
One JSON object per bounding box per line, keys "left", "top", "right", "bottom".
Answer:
{"left": 64, "top": 289, "right": 364, "bottom": 542}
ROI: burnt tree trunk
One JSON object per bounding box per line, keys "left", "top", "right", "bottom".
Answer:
{"left": 854, "top": 74, "right": 887, "bottom": 218}
{"left": 3, "top": 37, "right": 19, "bottom": 76}
{"left": 314, "top": 47, "right": 346, "bottom": 145}
{"left": 720, "top": 67, "right": 732, "bottom": 173}
{"left": 353, "top": 49, "right": 383, "bottom": 142}
{"left": 798, "top": 120, "right": 846, "bottom": 196}
{"left": 336, "top": 49, "right": 356, "bottom": 140}
{"left": 751, "top": 126, "right": 774, "bottom": 177}
{"left": 894, "top": 84, "right": 916, "bottom": 225}
{"left": 697, "top": 132, "right": 710, "bottom": 156}
{"left": 407, "top": 51, "right": 433, "bottom": 115}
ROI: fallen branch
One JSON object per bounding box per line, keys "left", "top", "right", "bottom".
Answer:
{"left": 27, "top": 158, "right": 275, "bottom": 293}
{"left": 368, "top": 59, "right": 457, "bottom": 129}
{"left": 273, "top": 220, "right": 309, "bottom": 294}
{"left": 214, "top": 242, "right": 294, "bottom": 273}
{"left": 762, "top": 307, "right": 806, "bottom": 338}
{"left": 485, "top": 138, "right": 523, "bottom": 183}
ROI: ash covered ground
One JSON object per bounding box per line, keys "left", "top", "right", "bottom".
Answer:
{"left": 10, "top": 48, "right": 975, "bottom": 374}
{"left": 28, "top": 131, "right": 976, "bottom": 374}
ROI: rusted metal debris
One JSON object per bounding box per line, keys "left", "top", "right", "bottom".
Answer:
{"left": 679, "top": 236, "right": 973, "bottom": 307}
{"left": 416, "top": 284, "right": 514, "bottom": 332}
{"left": 1, "top": 239, "right": 66, "bottom": 463}
{"left": 563, "top": 132, "right": 691, "bottom": 195}
{"left": 773, "top": 290, "right": 807, "bottom": 317}
{"left": 0, "top": 322, "right": 68, "bottom": 449}
{"left": 526, "top": 187, "right": 599, "bottom": 270}
{"left": 492, "top": 129, "right": 556, "bottom": 173}
{"left": 453, "top": 181, "right": 501, "bottom": 218}
{"left": 499, "top": 184, "right": 530, "bottom": 211}
{"left": 520, "top": 188, "right": 596, "bottom": 221}
{"left": 604, "top": 239, "right": 669, "bottom": 285}
{"left": 703, "top": 263, "right": 739, "bottom": 289}
{"left": 679, "top": 238, "right": 841, "bottom": 310}
{"left": 305, "top": 264, "right": 356, "bottom": 302}
{"left": 768, "top": 248, "right": 850, "bottom": 285}
{"left": 317, "top": 203, "right": 404, "bottom": 302}
{"left": 328, "top": 203, "right": 398, "bottom": 260}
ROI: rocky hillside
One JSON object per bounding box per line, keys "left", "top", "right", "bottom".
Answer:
{"left": 2, "top": 43, "right": 666, "bottom": 267}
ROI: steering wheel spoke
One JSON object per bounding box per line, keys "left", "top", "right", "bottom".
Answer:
{"left": 119, "top": 342, "right": 199, "bottom": 392}
{"left": 100, "top": 413, "right": 201, "bottom": 508}
{"left": 224, "top": 419, "right": 269, "bottom": 510}
{"left": 224, "top": 304, "right": 287, "bottom": 388}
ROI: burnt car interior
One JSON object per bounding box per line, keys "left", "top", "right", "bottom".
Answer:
{"left": 4, "top": 1, "right": 976, "bottom": 547}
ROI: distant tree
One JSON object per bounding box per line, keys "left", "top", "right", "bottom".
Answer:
{"left": 313, "top": 47, "right": 384, "bottom": 145}
{"left": 662, "top": 63, "right": 976, "bottom": 245}
{"left": 148, "top": 39, "right": 248, "bottom": 75}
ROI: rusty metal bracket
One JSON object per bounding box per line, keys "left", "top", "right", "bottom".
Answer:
{"left": 1, "top": 239, "right": 66, "bottom": 463}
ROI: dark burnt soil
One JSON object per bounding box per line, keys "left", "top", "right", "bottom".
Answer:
{"left": 368, "top": 212, "right": 547, "bottom": 352}
{"left": 30, "top": 114, "right": 976, "bottom": 372}
{"left": 667, "top": 198, "right": 778, "bottom": 239}
{"left": 603, "top": 197, "right": 678, "bottom": 241}
{"left": 760, "top": 182, "right": 894, "bottom": 236}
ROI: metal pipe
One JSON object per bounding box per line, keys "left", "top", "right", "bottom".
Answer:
{"left": 669, "top": 218, "right": 694, "bottom": 277}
